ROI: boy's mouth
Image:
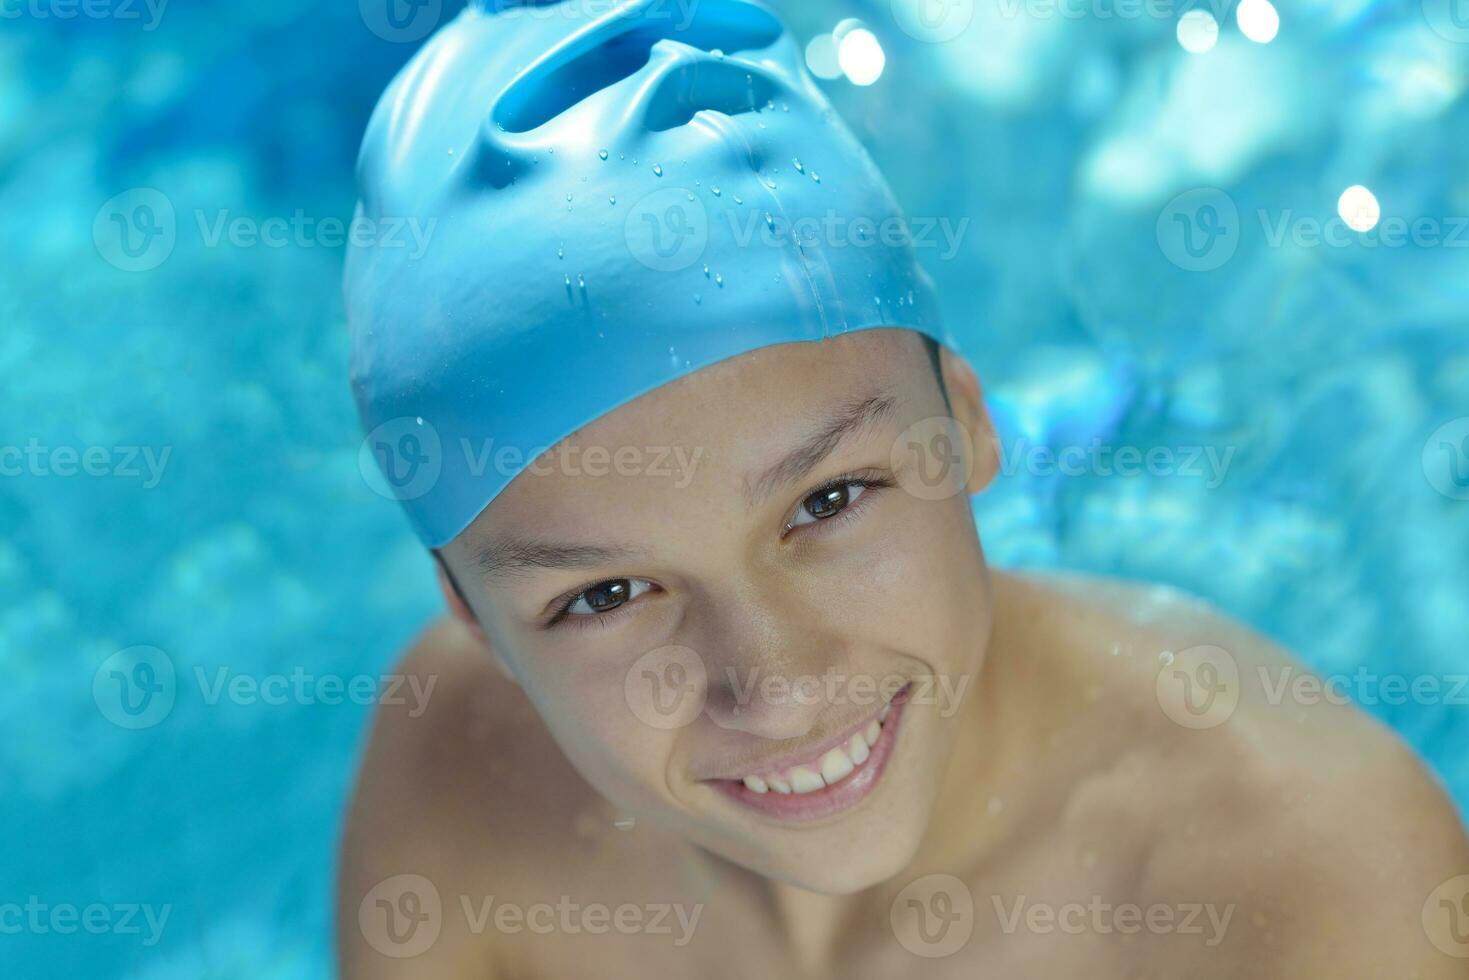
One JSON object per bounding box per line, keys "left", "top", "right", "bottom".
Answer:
{"left": 704, "top": 684, "right": 911, "bottom": 824}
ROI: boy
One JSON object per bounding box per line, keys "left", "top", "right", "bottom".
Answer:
{"left": 339, "top": 2, "right": 1469, "bottom": 975}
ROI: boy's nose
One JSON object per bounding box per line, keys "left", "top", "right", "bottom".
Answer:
{"left": 693, "top": 583, "right": 849, "bottom": 742}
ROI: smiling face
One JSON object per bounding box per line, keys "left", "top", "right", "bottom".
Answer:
{"left": 437, "top": 328, "right": 998, "bottom": 894}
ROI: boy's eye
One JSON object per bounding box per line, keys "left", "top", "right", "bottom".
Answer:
{"left": 789, "top": 482, "right": 869, "bottom": 528}
{"left": 565, "top": 578, "right": 654, "bottom": 616}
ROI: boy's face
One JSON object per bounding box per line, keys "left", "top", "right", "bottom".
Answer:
{"left": 439, "top": 329, "right": 996, "bottom": 894}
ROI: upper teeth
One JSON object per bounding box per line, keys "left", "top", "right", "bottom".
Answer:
{"left": 741, "top": 709, "right": 889, "bottom": 795}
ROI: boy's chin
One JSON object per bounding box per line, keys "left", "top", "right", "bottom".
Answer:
{"left": 714, "top": 819, "right": 929, "bottom": 895}
{"left": 771, "top": 838, "right": 924, "bottom": 895}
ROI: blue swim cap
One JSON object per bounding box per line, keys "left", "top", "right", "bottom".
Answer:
{"left": 347, "top": 0, "right": 951, "bottom": 548}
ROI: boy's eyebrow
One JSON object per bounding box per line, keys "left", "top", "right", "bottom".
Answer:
{"left": 474, "top": 539, "right": 645, "bottom": 579}
{"left": 744, "top": 390, "right": 899, "bottom": 508}
{"left": 474, "top": 389, "right": 897, "bottom": 577}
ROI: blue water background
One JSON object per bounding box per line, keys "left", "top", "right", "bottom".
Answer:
{"left": 2, "top": 0, "right": 1467, "bottom": 974}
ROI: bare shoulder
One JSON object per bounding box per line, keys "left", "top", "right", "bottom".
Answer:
{"left": 334, "top": 616, "right": 617, "bottom": 977}
{"left": 1002, "top": 570, "right": 1469, "bottom": 974}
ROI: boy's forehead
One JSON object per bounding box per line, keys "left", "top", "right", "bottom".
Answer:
{"left": 452, "top": 330, "right": 930, "bottom": 545}
{"left": 586, "top": 329, "right": 925, "bottom": 436}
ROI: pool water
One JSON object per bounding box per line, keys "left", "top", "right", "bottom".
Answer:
{"left": 2, "top": 0, "right": 1466, "bottom": 975}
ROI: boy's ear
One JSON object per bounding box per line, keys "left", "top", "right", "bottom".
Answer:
{"left": 938, "top": 346, "right": 999, "bottom": 496}
{"left": 434, "top": 558, "right": 518, "bottom": 684}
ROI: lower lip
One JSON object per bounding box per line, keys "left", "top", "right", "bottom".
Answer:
{"left": 707, "top": 689, "right": 909, "bottom": 824}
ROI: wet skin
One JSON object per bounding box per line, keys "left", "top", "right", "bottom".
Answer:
{"left": 338, "top": 330, "right": 1469, "bottom": 978}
